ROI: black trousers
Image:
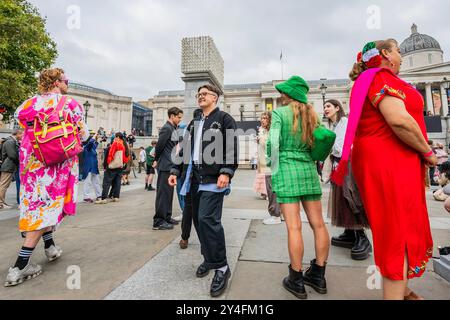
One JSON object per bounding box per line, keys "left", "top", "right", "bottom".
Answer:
{"left": 153, "top": 170, "right": 174, "bottom": 226}
{"left": 185, "top": 182, "right": 227, "bottom": 270}
{"left": 181, "top": 186, "right": 193, "bottom": 241}
{"left": 101, "top": 168, "right": 122, "bottom": 199}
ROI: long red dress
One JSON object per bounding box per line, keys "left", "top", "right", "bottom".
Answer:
{"left": 352, "top": 68, "right": 433, "bottom": 281}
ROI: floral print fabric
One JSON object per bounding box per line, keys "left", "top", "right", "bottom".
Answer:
{"left": 15, "top": 93, "right": 88, "bottom": 232}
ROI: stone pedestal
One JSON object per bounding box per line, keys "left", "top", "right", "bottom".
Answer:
{"left": 433, "top": 254, "right": 450, "bottom": 283}
{"left": 182, "top": 72, "right": 224, "bottom": 124}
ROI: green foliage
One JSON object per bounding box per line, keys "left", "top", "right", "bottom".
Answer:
{"left": 0, "top": 0, "right": 57, "bottom": 120}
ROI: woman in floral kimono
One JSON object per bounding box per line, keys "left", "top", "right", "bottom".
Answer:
{"left": 5, "top": 68, "right": 88, "bottom": 287}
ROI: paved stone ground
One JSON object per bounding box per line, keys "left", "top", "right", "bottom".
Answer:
{"left": 0, "top": 170, "right": 449, "bottom": 300}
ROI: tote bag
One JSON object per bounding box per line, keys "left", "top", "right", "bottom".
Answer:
{"left": 108, "top": 150, "right": 124, "bottom": 169}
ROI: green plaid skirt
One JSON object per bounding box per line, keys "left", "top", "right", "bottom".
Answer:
{"left": 271, "top": 157, "right": 322, "bottom": 199}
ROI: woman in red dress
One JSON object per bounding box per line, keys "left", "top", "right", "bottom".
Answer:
{"left": 349, "top": 39, "right": 437, "bottom": 300}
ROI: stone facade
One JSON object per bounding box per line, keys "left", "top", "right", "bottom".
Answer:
{"left": 68, "top": 82, "right": 133, "bottom": 134}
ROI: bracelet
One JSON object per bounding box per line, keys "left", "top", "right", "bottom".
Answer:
{"left": 423, "top": 150, "right": 434, "bottom": 158}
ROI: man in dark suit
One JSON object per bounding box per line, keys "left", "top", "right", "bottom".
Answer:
{"left": 153, "top": 107, "right": 184, "bottom": 230}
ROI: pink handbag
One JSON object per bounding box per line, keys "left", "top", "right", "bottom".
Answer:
{"left": 18, "top": 96, "right": 82, "bottom": 166}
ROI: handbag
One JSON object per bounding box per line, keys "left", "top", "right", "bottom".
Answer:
{"left": 311, "top": 125, "right": 336, "bottom": 161}
{"left": 108, "top": 150, "right": 124, "bottom": 169}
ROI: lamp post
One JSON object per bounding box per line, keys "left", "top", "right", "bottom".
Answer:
{"left": 83, "top": 101, "right": 91, "bottom": 124}
{"left": 444, "top": 77, "right": 450, "bottom": 116}
{"left": 240, "top": 105, "right": 244, "bottom": 122}
{"left": 320, "top": 79, "right": 328, "bottom": 121}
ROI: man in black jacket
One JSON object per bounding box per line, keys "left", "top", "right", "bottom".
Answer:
{"left": 153, "top": 107, "right": 184, "bottom": 230}
{"left": 0, "top": 129, "right": 23, "bottom": 210}
{"left": 169, "top": 84, "right": 238, "bottom": 298}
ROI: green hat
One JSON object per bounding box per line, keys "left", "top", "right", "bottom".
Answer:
{"left": 275, "top": 76, "right": 309, "bottom": 104}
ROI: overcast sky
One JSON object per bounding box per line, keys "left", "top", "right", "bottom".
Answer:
{"left": 30, "top": 0, "right": 449, "bottom": 101}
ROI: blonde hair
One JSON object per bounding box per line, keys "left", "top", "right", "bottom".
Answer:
{"left": 38, "top": 68, "right": 65, "bottom": 94}
{"left": 349, "top": 39, "right": 398, "bottom": 81}
{"left": 260, "top": 111, "right": 272, "bottom": 129}
{"left": 290, "top": 101, "right": 319, "bottom": 147}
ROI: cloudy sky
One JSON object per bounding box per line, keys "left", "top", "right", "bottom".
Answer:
{"left": 31, "top": 0, "right": 449, "bottom": 101}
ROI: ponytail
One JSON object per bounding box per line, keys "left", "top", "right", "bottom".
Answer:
{"left": 349, "top": 61, "right": 368, "bottom": 81}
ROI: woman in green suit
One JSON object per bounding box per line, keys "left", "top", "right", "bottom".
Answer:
{"left": 267, "top": 76, "right": 330, "bottom": 299}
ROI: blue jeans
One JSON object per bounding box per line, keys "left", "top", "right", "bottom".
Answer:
{"left": 15, "top": 170, "right": 20, "bottom": 204}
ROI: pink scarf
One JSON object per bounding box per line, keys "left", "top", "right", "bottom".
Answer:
{"left": 331, "top": 68, "right": 382, "bottom": 185}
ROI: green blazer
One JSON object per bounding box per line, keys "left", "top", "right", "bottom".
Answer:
{"left": 267, "top": 106, "right": 322, "bottom": 198}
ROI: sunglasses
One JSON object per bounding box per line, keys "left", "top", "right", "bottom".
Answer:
{"left": 59, "top": 79, "right": 69, "bottom": 85}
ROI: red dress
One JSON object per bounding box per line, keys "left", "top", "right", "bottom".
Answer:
{"left": 352, "top": 68, "right": 433, "bottom": 280}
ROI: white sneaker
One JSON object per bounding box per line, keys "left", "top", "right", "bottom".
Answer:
{"left": 173, "top": 215, "right": 182, "bottom": 222}
{"left": 263, "top": 216, "right": 282, "bottom": 225}
{"left": 95, "top": 199, "right": 108, "bottom": 204}
{"left": 4, "top": 262, "right": 42, "bottom": 287}
{"left": 0, "top": 203, "right": 12, "bottom": 210}
{"left": 45, "top": 245, "right": 62, "bottom": 262}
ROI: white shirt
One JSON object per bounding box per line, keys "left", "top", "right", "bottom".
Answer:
{"left": 193, "top": 117, "right": 205, "bottom": 163}
{"left": 331, "top": 117, "right": 348, "bottom": 158}
{"left": 139, "top": 150, "right": 146, "bottom": 162}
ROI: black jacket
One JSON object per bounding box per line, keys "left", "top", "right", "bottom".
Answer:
{"left": 170, "top": 107, "right": 239, "bottom": 184}
{"left": 155, "top": 121, "right": 179, "bottom": 172}
{"left": 1, "top": 136, "right": 19, "bottom": 173}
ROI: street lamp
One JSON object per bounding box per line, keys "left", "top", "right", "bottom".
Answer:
{"left": 320, "top": 79, "right": 328, "bottom": 120}
{"left": 83, "top": 101, "right": 91, "bottom": 122}
{"left": 240, "top": 105, "right": 245, "bottom": 122}
{"left": 443, "top": 77, "right": 450, "bottom": 116}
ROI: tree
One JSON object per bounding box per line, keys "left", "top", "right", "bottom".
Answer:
{"left": 0, "top": 0, "right": 57, "bottom": 121}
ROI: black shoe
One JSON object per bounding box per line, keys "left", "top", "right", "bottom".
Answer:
{"left": 196, "top": 263, "right": 210, "bottom": 278}
{"left": 167, "top": 218, "right": 179, "bottom": 225}
{"left": 147, "top": 186, "right": 155, "bottom": 191}
{"left": 210, "top": 267, "right": 231, "bottom": 298}
{"left": 145, "top": 184, "right": 148, "bottom": 190}
{"left": 331, "top": 229, "right": 356, "bottom": 249}
{"left": 303, "top": 259, "right": 327, "bottom": 294}
{"left": 351, "top": 230, "right": 372, "bottom": 261}
{"left": 282, "top": 265, "right": 307, "bottom": 299}
{"left": 152, "top": 222, "right": 174, "bottom": 230}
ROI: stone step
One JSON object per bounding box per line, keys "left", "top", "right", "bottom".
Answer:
{"left": 440, "top": 254, "right": 450, "bottom": 265}
{"left": 433, "top": 258, "right": 450, "bottom": 283}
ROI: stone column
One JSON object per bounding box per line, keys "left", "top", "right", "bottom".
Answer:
{"left": 425, "top": 83, "right": 433, "bottom": 113}
{"left": 273, "top": 97, "right": 278, "bottom": 110}
{"left": 441, "top": 84, "right": 449, "bottom": 117}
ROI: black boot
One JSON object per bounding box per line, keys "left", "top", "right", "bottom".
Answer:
{"left": 282, "top": 265, "right": 307, "bottom": 299}
{"left": 351, "top": 230, "right": 372, "bottom": 261}
{"left": 145, "top": 183, "right": 148, "bottom": 190}
{"left": 331, "top": 229, "right": 356, "bottom": 249}
{"left": 303, "top": 259, "right": 327, "bottom": 294}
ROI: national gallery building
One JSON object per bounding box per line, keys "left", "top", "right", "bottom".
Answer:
{"left": 145, "top": 25, "right": 450, "bottom": 145}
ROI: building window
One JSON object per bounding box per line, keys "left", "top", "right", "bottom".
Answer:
{"left": 409, "top": 57, "right": 413, "bottom": 67}
{"left": 226, "top": 105, "right": 231, "bottom": 113}
{"left": 255, "top": 104, "right": 260, "bottom": 111}
{"left": 428, "top": 54, "right": 432, "bottom": 64}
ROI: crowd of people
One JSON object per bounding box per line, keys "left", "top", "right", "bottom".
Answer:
{"left": 2, "top": 36, "right": 449, "bottom": 301}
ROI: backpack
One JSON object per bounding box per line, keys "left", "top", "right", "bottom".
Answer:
{"left": 18, "top": 96, "right": 82, "bottom": 166}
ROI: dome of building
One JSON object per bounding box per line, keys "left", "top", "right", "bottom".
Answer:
{"left": 400, "top": 24, "right": 442, "bottom": 55}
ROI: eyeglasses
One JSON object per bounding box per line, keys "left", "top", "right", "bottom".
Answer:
{"left": 195, "top": 92, "right": 217, "bottom": 99}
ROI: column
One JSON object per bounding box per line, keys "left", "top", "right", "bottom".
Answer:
{"left": 425, "top": 83, "right": 433, "bottom": 113}
{"left": 273, "top": 97, "right": 278, "bottom": 110}
{"left": 441, "top": 84, "right": 449, "bottom": 116}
